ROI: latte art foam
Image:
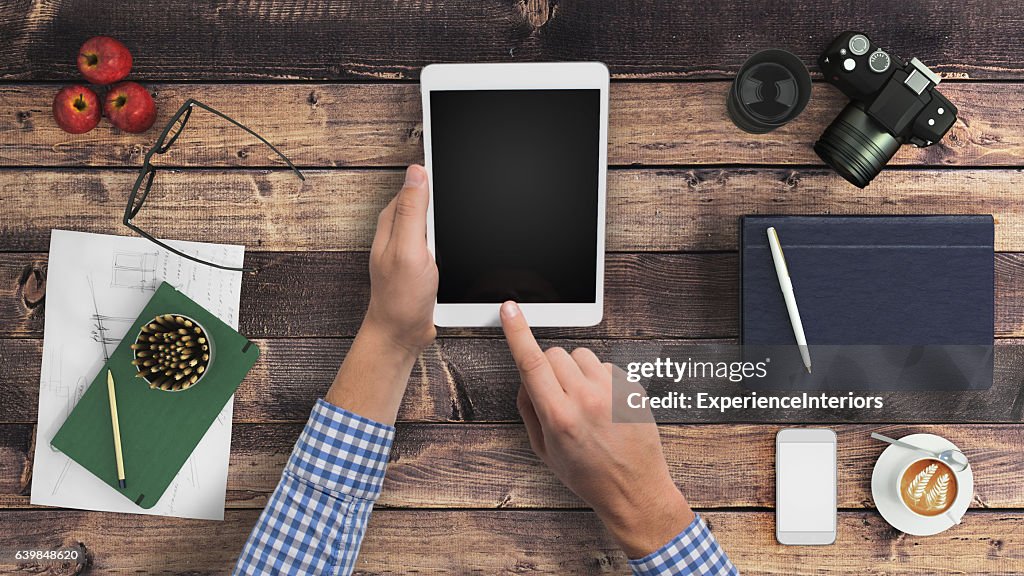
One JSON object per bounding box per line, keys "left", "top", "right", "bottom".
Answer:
{"left": 900, "top": 458, "right": 957, "bottom": 516}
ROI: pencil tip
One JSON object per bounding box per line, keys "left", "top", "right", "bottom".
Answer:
{"left": 806, "top": 366, "right": 812, "bottom": 374}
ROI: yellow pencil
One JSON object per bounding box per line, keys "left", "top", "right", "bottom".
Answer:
{"left": 106, "top": 370, "right": 126, "bottom": 489}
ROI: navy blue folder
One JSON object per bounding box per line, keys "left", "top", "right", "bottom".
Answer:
{"left": 740, "top": 215, "right": 994, "bottom": 390}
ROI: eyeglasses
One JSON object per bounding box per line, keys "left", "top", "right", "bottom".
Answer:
{"left": 123, "top": 99, "right": 305, "bottom": 272}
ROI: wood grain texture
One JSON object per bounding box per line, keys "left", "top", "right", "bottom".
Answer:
{"left": 4, "top": 423, "right": 1024, "bottom": 510}
{"left": 5, "top": 251, "right": 1024, "bottom": 340}
{"left": 0, "top": 251, "right": 738, "bottom": 339}
{"left": 2, "top": 83, "right": 1022, "bottom": 168}
{"left": 1, "top": 2, "right": 1022, "bottom": 573}
{"left": 1, "top": 168, "right": 1024, "bottom": 252}
{"left": 3, "top": 1, "right": 1024, "bottom": 80}
{"left": 0, "top": 509, "right": 1020, "bottom": 575}
{"left": 4, "top": 338, "right": 1024, "bottom": 425}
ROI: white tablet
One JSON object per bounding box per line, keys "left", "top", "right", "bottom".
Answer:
{"left": 421, "top": 62, "right": 609, "bottom": 327}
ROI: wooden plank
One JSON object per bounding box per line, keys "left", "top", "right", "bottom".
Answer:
{"left": 1, "top": 168, "right": 1024, "bottom": 253}
{"left": 4, "top": 423, "right": 1023, "bottom": 510}
{"left": 2, "top": 1, "right": 1024, "bottom": 80}
{"left": 0, "top": 251, "right": 737, "bottom": 339}
{"left": 357, "top": 511, "right": 1024, "bottom": 576}
{"left": 0, "top": 509, "right": 1020, "bottom": 574}
{"left": 1, "top": 251, "right": 1022, "bottom": 342}
{"left": 3, "top": 338, "right": 1024, "bottom": 425}
{"left": 4, "top": 251, "right": 1024, "bottom": 340}
{"left": 2, "top": 83, "right": 1021, "bottom": 168}
{"left": 295, "top": 424, "right": 1024, "bottom": 510}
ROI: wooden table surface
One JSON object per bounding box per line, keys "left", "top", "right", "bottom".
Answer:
{"left": 1, "top": 1, "right": 1023, "bottom": 574}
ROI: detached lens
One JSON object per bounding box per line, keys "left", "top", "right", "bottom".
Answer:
{"left": 727, "top": 49, "right": 811, "bottom": 134}
{"left": 814, "top": 102, "right": 900, "bottom": 188}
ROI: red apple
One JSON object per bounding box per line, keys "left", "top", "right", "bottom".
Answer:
{"left": 78, "top": 36, "right": 133, "bottom": 85}
{"left": 104, "top": 82, "right": 157, "bottom": 133}
{"left": 52, "top": 85, "right": 101, "bottom": 134}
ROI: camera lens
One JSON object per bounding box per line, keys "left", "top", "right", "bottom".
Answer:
{"left": 814, "top": 102, "right": 901, "bottom": 188}
{"left": 727, "top": 49, "right": 811, "bottom": 134}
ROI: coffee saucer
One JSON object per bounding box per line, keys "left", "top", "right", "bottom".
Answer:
{"left": 871, "top": 433, "right": 973, "bottom": 536}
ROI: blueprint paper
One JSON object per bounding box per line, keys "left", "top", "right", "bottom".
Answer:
{"left": 31, "top": 230, "right": 244, "bottom": 520}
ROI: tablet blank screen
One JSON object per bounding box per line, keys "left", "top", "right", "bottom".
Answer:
{"left": 429, "top": 89, "right": 600, "bottom": 304}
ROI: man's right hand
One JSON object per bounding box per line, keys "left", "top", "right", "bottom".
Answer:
{"left": 499, "top": 300, "right": 696, "bottom": 559}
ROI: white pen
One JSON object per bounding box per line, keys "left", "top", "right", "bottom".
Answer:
{"left": 767, "top": 227, "right": 812, "bottom": 374}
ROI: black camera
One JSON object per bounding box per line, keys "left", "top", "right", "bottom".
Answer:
{"left": 815, "top": 32, "right": 957, "bottom": 187}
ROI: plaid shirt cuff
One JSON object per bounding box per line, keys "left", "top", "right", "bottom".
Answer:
{"left": 285, "top": 398, "right": 396, "bottom": 501}
{"left": 629, "top": 514, "right": 739, "bottom": 576}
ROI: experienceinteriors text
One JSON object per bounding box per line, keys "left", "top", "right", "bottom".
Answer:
{"left": 627, "top": 391, "right": 885, "bottom": 413}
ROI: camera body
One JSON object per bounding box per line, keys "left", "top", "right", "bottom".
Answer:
{"left": 815, "top": 32, "right": 957, "bottom": 187}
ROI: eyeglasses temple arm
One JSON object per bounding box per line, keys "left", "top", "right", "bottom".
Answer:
{"left": 125, "top": 221, "right": 256, "bottom": 273}
{"left": 189, "top": 100, "right": 305, "bottom": 181}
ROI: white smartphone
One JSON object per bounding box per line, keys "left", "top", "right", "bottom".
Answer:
{"left": 776, "top": 428, "right": 837, "bottom": 545}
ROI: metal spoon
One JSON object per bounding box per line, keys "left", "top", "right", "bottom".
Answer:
{"left": 870, "top": 432, "right": 970, "bottom": 472}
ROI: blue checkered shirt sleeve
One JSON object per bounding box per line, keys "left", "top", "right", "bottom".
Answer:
{"left": 233, "top": 398, "right": 395, "bottom": 575}
{"left": 629, "top": 514, "right": 739, "bottom": 576}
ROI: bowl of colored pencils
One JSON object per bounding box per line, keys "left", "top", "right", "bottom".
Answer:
{"left": 130, "top": 314, "right": 212, "bottom": 391}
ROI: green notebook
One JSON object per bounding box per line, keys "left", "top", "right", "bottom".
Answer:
{"left": 51, "top": 281, "right": 259, "bottom": 509}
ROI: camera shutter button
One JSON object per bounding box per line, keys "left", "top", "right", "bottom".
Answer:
{"left": 849, "top": 34, "right": 870, "bottom": 55}
{"left": 843, "top": 58, "right": 856, "bottom": 71}
{"left": 869, "top": 50, "right": 891, "bottom": 73}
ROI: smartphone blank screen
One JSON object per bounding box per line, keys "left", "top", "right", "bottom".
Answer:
{"left": 777, "top": 442, "right": 836, "bottom": 532}
{"left": 429, "top": 89, "right": 600, "bottom": 304}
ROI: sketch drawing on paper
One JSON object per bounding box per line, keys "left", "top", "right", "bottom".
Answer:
{"left": 89, "top": 275, "right": 135, "bottom": 359}
{"left": 110, "top": 250, "right": 161, "bottom": 291}
{"left": 89, "top": 313, "right": 135, "bottom": 350}
{"left": 41, "top": 345, "right": 88, "bottom": 495}
{"left": 50, "top": 376, "right": 87, "bottom": 495}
